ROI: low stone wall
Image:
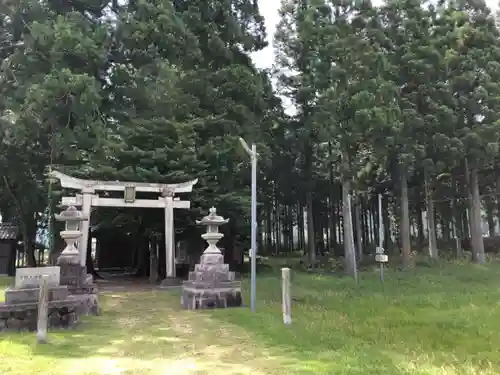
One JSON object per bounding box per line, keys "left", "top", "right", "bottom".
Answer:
{"left": 0, "top": 299, "right": 81, "bottom": 331}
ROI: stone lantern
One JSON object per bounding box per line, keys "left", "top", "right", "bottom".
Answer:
{"left": 55, "top": 206, "right": 87, "bottom": 264}
{"left": 54, "top": 205, "right": 97, "bottom": 311}
{"left": 197, "top": 207, "right": 229, "bottom": 256}
{"left": 181, "top": 207, "right": 242, "bottom": 310}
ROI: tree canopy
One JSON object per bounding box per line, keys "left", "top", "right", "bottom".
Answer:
{"left": 1, "top": 0, "right": 500, "bottom": 272}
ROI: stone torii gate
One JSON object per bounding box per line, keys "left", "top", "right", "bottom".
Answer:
{"left": 50, "top": 171, "right": 198, "bottom": 285}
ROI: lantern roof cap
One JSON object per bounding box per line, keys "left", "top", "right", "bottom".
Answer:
{"left": 196, "top": 207, "right": 229, "bottom": 226}
{"left": 55, "top": 206, "right": 88, "bottom": 221}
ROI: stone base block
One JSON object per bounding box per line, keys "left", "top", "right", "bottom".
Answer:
{"left": 158, "top": 277, "right": 182, "bottom": 289}
{"left": 67, "top": 284, "right": 98, "bottom": 295}
{"left": 0, "top": 299, "right": 81, "bottom": 332}
{"left": 181, "top": 288, "right": 242, "bottom": 310}
{"left": 183, "top": 280, "right": 241, "bottom": 290}
{"left": 59, "top": 263, "right": 94, "bottom": 290}
{"left": 71, "top": 293, "right": 100, "bottom": 316}
{"left": 5, "top": 285, "right": 69, "bottom": 305}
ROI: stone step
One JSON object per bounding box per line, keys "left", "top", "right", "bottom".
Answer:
{"left": 4, "top": 285, "right": 70, "bottom": 305}
{"left": 193, "top": 263, "right": 229, "bottom": 273}
{"left": 182, "top": 280, "right": 241, "bottom": 290}
{"left": 188, "top": 270, "right": 235, "bottom": 282}
{"left": 181, "top": 288, "right": 242, "bottom": 310}
{"left": 194, "top": 263, "right": 229, "bottom": 272}
{"left": 199, "top": 253, "right": 224, "bottom": 265}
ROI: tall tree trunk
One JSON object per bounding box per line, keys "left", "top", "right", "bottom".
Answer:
{"left": 485, "top": 196, "right": 496, "bottom": 237}
{"left": 23, "top": 224, "right": 37, "bottom": 267}
{"left": 305, "top": 144, "right": 315, "bottom": 264}
{"left": 416, "top": 196, "right": 425, "bottom": 248}
{"left": 400, "top": 167, "right": 412, "bottom": 267}
{"left": 314, "top": 201, "right": 324, "bottom": 255}
{"left": 22, "top": 213, "right": 38, "bottom": 267}
{"left": 451, "top": 174, "right": 463, "bottom": 257}
{"left": 464, "top": 159, "right": 476, "bottom": 260}
{"left": 440, "top": 203, "right": 451, "bottom": 241}
{"left": 362, "top": 200, "right": 369, "bottom": 246}
{"left": 341, "top": 151, "right": 357, "bottom": 278}
{"left": 298, "top": 203, "right": 305, "bottom": 251}
{"left": 354, "top": 195, "right": 363, "bottom": 260}
{"left": 287, "top": 204, "right": 295, "bottom": 251}
{"left": 369, "top": 199, "right": 375, "bottom": 244}
{"left": 328, "top": 142, "right": 337, "bottom": 252}
{"left": 496, "top": 176, "right": 500, "bottom": 230}
{"left": 282, "top": 205, "right": 288, "bottom": 252}
{"left": 2, "top": 177, "right": 37, "bottom": 266}
{"left": 424, "top": 171, "right": 438, "bottom": 259}
{"left": 149, "top": 238, "right": 158, "bottom": 284}
{"left": 469, "top": 161, "right": 485, "bottom": 264}
{"left": 274, "top": 200, "right": 281, "bottom": 254}
{"left": 382, "top": 196, "right": 391, "bottom": 251}
{"left": 373, "top": 197, "right": 380, "bottom": 246}
{"left": 329, "top": 198, "right": 337, "bottom": 250}
{"left": 336, "top": 197, "right": 344, "bottom": 245}
{"left": 266, "top": 202, "right": 272, "bottom": 252}
{"left": 462, "top": 207, "right": 470, "bottom": 240}
{"left": 305, "top": 190, "right": 315, "bottom": 263}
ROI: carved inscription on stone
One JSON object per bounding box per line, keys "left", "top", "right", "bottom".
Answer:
{"left": 15, "top": 267, "right": 61, "bottom": 289}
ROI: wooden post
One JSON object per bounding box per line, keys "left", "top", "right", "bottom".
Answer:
{"left": 36, "top": 275, "right": 49, "bottom": 343}
{"left": 281, "top": 268, "right": 292, "bottom": 325}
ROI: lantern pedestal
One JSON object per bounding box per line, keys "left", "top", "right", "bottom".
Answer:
{"left": 55, "top": 206, "right": 99, "bottom": 316}
{"left": 181, "top": 208, "right": 242, "bottom": 310}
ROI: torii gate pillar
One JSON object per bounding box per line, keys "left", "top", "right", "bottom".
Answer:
{"left": 78, "top": 186, "right": 94, "bottom": 267}
{"left": 162, "top": 186, "right": 177, "bottom": 284}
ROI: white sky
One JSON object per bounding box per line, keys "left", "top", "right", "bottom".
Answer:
{"left": 251, "top": 0, "right": 499, "bottom": 70}
{"left": 251, "top": 1, "right": 280, "bottom": 70}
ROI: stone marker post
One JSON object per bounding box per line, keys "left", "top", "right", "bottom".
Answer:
{"left": 36, "top": 275, "right": 49, "bottom": 343}
{"left": 375, "top": 247, "right": 388, "bottom": 283}
{"left": 281, "top": 267, "right": 292, "bottom": 325}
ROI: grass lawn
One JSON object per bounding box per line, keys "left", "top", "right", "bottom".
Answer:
{"left": 1, "top": 261, "right": 500, "bottom": 374}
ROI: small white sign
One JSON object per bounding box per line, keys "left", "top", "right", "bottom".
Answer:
{"left": 375, "top": 254, "right": 389, "bottom": 263}
{"left": 15, "top": 267, "right": 61, "bottom": 289}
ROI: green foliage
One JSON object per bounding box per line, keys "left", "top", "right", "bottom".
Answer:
{"left": 2, "top": 0, "right": 500, "bottom": 267}
{"left": 0, "top": 0, "right": 275, "bottom": 254}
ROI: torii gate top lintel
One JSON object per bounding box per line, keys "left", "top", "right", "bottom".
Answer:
{"left": 49, "top": 170, "right": 198, "bottom": 194}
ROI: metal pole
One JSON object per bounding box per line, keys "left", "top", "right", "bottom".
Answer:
{"left": 347, "top": 194, "right": 358, "bottom": 283}
{"left": 378, "top": 194, "right": 384, "bottom": 249}
{"left": 239, "top": 137, "right": 258, "bottom": 313}
{"left": 378, "top": 194, "right": 384, "bottom": 284}
{"left": 250, "top": 144, "right": 257, "bottom": 313}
